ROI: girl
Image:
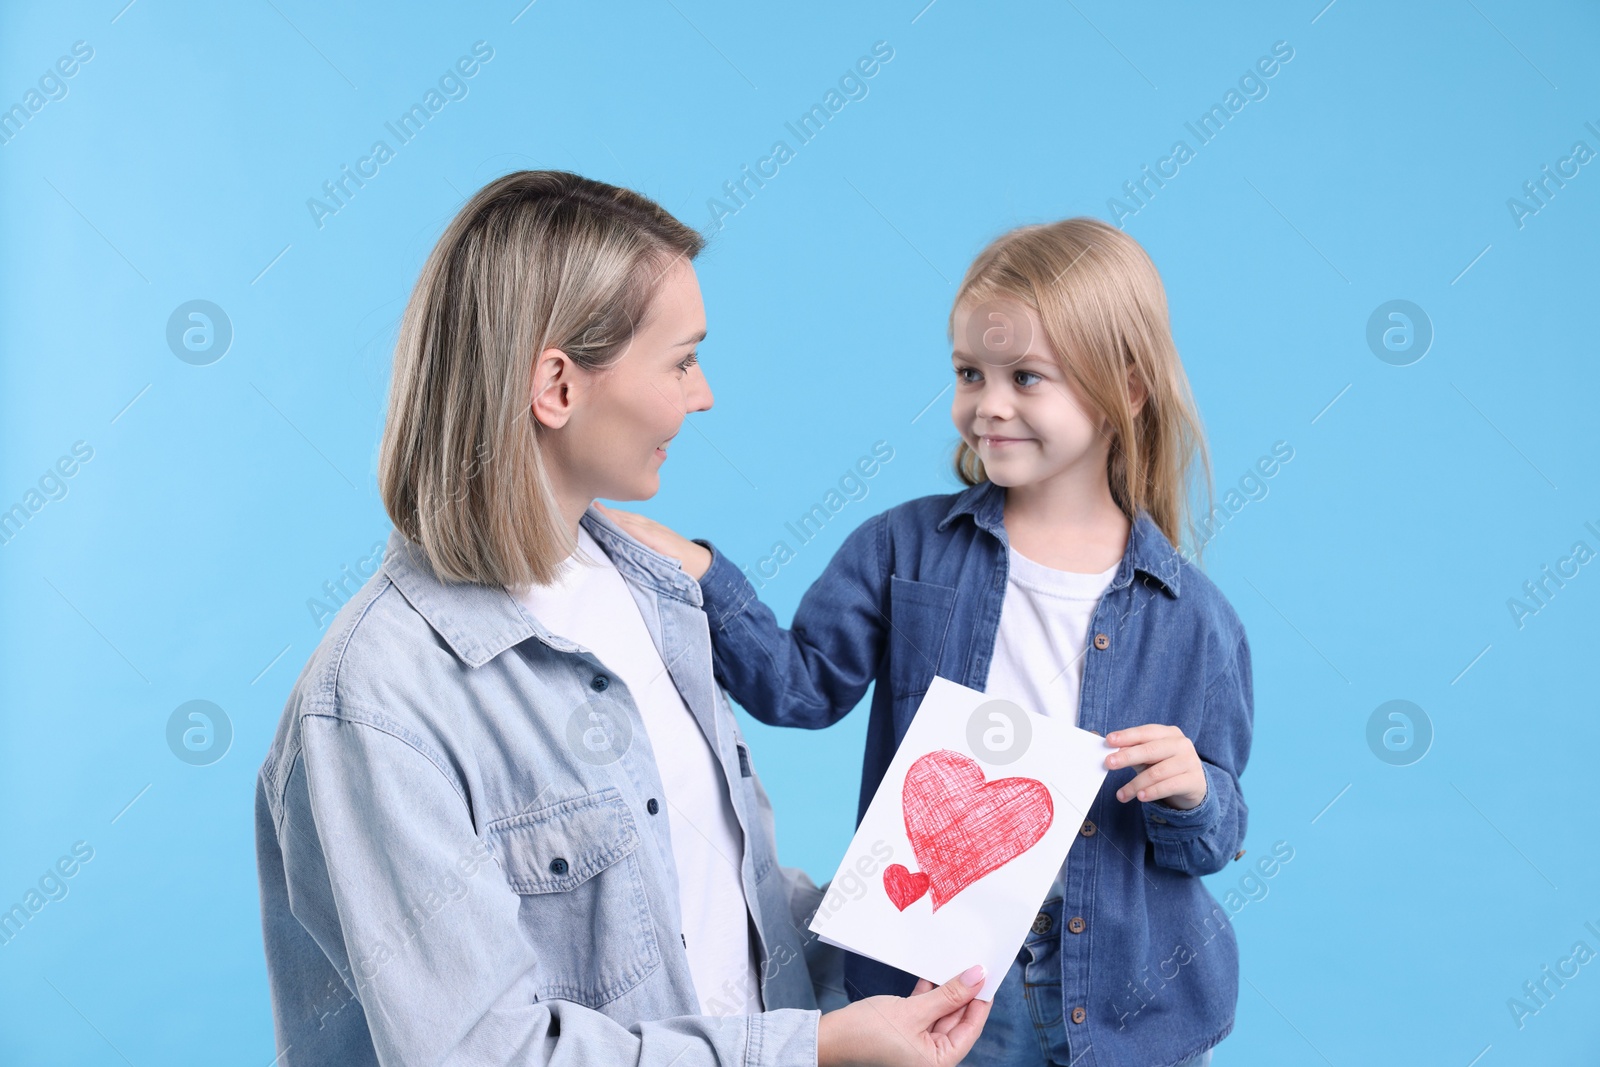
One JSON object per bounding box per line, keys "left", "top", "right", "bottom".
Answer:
{"left": 606, "top": 216, "right": 1252, "bottom": 1067}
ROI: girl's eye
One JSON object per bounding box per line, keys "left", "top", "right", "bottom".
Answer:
{"left": 1014, "top": 371, "right": 1041, "bottom": 388}
{"left": 956, "top": 366, "right": 981, "bottom": 384}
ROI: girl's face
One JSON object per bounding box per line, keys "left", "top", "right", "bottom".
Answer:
{"left": 949, "top": 297, "right": 1111, "bottom": 492}
{"left": 537, "top": 257, "right": 713, "bottom": 506}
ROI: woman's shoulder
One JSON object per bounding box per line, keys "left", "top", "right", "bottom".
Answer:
{"left": 261, "top": 557, "right": 470, "bottom": 781}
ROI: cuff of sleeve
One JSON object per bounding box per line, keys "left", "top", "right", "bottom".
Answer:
{"left": 696, "top": 540, "right": 757, "bottom": 632}
{"left": 745, "top": 1008, "right": 820, "bottom": 1067}
{"left": 1141, "top": 761, "right": 1219, "bottom": 842}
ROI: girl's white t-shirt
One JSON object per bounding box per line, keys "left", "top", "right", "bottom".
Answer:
{"left": 984, "top": 546, "right": 1119, "bottom": 726}
{"left": 985, "top": 546, "right": 1119, "bottom": 907}
{"left": 508, "top": 526, "right": 759, "bottom": 1016}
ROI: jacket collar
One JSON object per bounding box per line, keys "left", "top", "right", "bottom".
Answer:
{"left": 381, "top": 504, "right": 704, "bottom": 669}
{"left": 936, "top": 479, "right": 1182, "bottom": 598}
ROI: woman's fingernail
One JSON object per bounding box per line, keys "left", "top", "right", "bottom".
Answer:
{"left": 959, "top": 964, "right": 985, "bottom": 987}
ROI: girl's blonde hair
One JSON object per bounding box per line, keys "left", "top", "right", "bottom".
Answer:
{"left": 379, "top": 170, "right": 703, "bottom": 586}
{"left": 949, "top": 217, "right": 1211, "bottom": 557}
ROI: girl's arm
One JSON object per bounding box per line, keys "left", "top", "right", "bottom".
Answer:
{"left": 695, "top": 510, "right": 890, "bottom": 730}
{"left": 601, "top": 503, "right": 891, "bottom": 731}
{"left": 1116, "top": 631, "right": 1253, "bottom": 877}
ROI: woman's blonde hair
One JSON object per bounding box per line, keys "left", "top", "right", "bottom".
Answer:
{"left": 949, "top": 217, "right": 1211, "bottom": 557}
{"left": 379, "top": 170, "right": 703, "bottom": 586}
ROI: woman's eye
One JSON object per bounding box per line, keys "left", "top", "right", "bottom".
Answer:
{"left": 677, "top": 352, "right": 699, "bottom": 375}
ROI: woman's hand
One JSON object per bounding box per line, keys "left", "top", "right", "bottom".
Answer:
{"left": 1105, "top": 724, "right": 1208, "bottom": 810}
{"left": 594, "top": 503, "right": 713, "bottom": 580}
{"left": 817, "top": 966, "right": 989, "bottom": 1067}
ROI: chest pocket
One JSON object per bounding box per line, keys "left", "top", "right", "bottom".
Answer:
{"left": 486, "top": 787, "right": 661, "bottom": 1007}
{"left": 887, "top": 576, "right": 958, "bottom": 709}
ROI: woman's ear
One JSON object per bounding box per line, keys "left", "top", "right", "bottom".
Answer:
{"left": 1127, "top": 365, "right": 1149, "bottom": 417}
{"left": 530, "top": 346, "right": 578, "bottom": 429}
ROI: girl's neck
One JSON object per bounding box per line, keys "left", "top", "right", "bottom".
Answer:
{"left": 1001, "top": 477, "right": 1129, "bottom": 573}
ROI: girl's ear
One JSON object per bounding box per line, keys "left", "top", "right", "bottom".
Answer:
{"left": 530, "top": 347, "right": 579, "bottom": 429}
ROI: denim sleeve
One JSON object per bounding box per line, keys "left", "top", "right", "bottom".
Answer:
{"left": 1141, "top": 631, "right": 1253, "bottom": 876}
{"left": 272, "top": 712, "right": 819, "bottom": 1067}
{"left": 694, "top": 510, "right": 888, "bottom": 729}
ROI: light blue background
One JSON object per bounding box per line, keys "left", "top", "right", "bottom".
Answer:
{"left": 2, "top": 1, "right": 1596, "bottom": 1063}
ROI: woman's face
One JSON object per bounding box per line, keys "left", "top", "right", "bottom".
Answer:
{"left": 537, "top": 257, "right": 713, "bottom": 508}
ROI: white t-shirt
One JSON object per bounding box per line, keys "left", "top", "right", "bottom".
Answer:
{"left": 985, "top": 546, "right": 1118, "bottom": 904}
{"left": 984, "top": 546, "right": 1119, "bottom": 726}
{"left": 508, "top": 526, "right": 759, "bottom": 1016}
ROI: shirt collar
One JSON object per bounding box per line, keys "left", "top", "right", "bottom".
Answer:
{"left": 381, "top": 504, "right": 703, "bottom": 669}
{"left": 936, "top": 480, "right": 1182, "bottom": 598}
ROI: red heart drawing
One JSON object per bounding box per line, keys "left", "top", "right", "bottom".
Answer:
{"left": 891, "top": 749, "right": 1054, "bottom": 912}
{"left": 882, "top": 864, "right": 931, "bottom": 910}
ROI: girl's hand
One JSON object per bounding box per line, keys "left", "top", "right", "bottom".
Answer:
{"left": 817, "top": 966, "right": 990, "bottom": 1067}
{"left": 594, "top": 503, "right": 713, "bottom": 580}
{"left": 1104, "top": 724, "right": 1208, "bottom": 811}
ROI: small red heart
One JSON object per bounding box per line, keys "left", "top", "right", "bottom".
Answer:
{"left": 883, "top": 864, "right": 930, "bottom": 910}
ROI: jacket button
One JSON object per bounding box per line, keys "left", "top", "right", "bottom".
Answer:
{"left": 1067, "top": 916, "right": 1086, "bottom": 934}
{"left": 1080, "top": 819, "right": 1097, "bottom": 837}
{"left": 549, "top": 857, "right": 569, "bottom": 875}
{"left": 1031, "top": 912, "right": 1052, "bottom": 935}
{"left": 647, "top": 798, "right": 660, "bottom": 815}
{"left": 1093, "top": 633, "right": 1110, "bottom": 651}
{"left": 1071, "top": 1006, "right": 1086, "bottom": 1024}
{"left": 591, "top": 675, "right": 609, "bottom": 691}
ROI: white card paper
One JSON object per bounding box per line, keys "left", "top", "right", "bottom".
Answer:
{"left": 808, "top": 676, "right": 1111, "bottom": 1000}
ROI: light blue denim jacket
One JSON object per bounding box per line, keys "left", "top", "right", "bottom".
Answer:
{"left": 254, "top": 506, "right": 841, "bottom": 1066}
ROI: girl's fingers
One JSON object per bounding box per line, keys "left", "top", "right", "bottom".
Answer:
{"left": 1105, "top": 723, "right": 1178, "bottom": 746}
{"left": 1117, "top": 760, "right": 1194, "bottom": 802}
{"left": 1122, "top": 774, "right": 1186, "bottom": 803}
{"left": 1104, "top": 738, "right": 1179, "bottom": 770}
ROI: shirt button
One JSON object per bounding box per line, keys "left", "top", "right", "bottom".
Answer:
{"left": 1080, "top": 819, "right": 1097, "bottom": 837}
{"left": 647, "top": 798, "right": 660, "bottom": 815}
{"left": 1093, "top": 633, "right": 1110, "bottom": 651}
{"left": 1067, "top": 916, "right": 1086, "bottom": 934}
{"left": 549, "top": 857, "right": 569, "bottom": 875}
{"left": 591, "top": 674, "right": 609, "bottom": 692}
{"left": 1031, "top": 912, "right": 1053, "bottom": 935}
{"left": 1071, "top": 1006, "right": 1086, "bottom": 1024}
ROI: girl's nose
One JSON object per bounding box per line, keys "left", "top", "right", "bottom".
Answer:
{"left": 974, "top": 385, "right": 1010, "bottom": 421}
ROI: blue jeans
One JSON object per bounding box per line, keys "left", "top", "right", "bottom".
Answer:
{"left": 964, "top": 898, "right": 1217, "bottom": 1067}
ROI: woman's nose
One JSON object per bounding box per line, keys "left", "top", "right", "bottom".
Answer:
{"left": 688, "top": 365, "right": 714, "bottom": 413}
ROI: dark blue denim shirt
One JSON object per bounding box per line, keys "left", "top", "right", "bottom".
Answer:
{"left": 697, "top": 479, "right": 1254, "bottom": 1067}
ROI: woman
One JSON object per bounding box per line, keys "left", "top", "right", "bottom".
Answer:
{"left": 253, "top": 170, "right": 988, "bottom": 1066}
